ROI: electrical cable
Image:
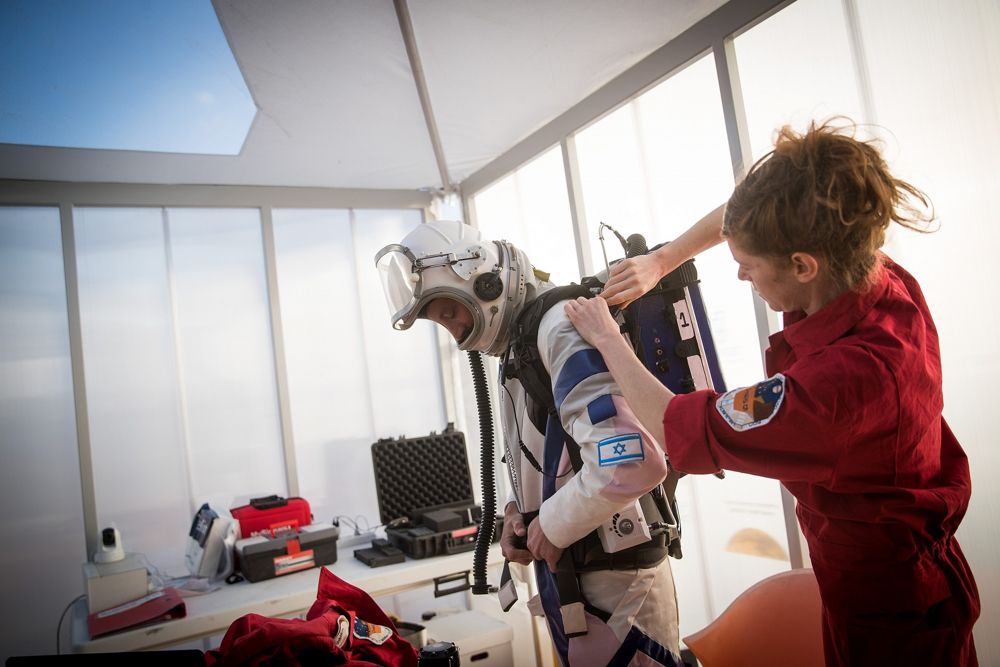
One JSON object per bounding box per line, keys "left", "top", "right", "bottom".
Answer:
{"left": 134, "top": 552, "right": 173, "bottom": 591}
{"left": 333, "top": 514, "right": 375, "bottom": 536}
{"left": 500, "top": 382, "right": 571, "bottom": 480}
{"left": 598, "top": 221, "right": 629, "bottom": 257}
{"left": 135, "top": 551, "right": 226, "bottom": 595}
{"left": 56, "top": 594, "right": 86, "bottom": 655}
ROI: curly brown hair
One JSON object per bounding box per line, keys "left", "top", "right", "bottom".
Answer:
{"left": 723, "top": 119, "right": 935, "bottom": 291}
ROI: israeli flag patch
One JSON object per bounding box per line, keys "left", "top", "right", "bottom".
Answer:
{"left": 597, "top": 433, "right": 645, "bottom": 466}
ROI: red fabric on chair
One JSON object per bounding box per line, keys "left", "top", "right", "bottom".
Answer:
{"left": 205, "top": 567, "right": 418, "bottom": 666}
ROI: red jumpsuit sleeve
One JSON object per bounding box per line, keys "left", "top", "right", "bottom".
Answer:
{"left": 663, "top": 345, "right": 897, "bottom": 485}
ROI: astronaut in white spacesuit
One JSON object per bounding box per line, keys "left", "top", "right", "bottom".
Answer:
{"left": 375, "top": 220, "right": 681, "bottom": 667}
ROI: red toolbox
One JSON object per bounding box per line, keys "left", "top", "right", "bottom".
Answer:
{"left": 231, "top": 495, "right": 312, "bottom": 539}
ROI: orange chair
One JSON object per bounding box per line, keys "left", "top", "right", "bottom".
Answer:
{"left": 683, "top": 568, "right": 824, "bottom": 667}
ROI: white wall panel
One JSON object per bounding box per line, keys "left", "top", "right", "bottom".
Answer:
{"left": 166, "top": 208, "right": 287, "bottom": 507}
{"left": 353, "top": 209, "right": 446, "bottom": 438}
{"left": 74, "top": 207, "right": 193, "bottom": 574}
{"left": 0, "top": 207, "right": 87, "bottom": 660}
{"left": 735, "top": 0, "right": 866, "bottom": 158}
{"left": 473, "top": 146, "right": 579, "bottom": 285}
{"left": 272, "top": 208, "right": 445, "bottom": 530}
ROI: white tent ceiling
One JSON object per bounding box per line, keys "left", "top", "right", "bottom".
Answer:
{"left": 0, "top": 0, "right": 726, "bottom": 191}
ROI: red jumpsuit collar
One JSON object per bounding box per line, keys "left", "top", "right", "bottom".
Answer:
{"left": 769, "top": 256, "right": 892, "bottom": 359}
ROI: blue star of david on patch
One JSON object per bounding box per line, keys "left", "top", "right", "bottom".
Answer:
{"left": 597, "top": 433, "right": 645, "bottom": 466}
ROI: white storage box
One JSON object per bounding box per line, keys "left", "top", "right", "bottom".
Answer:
{"left": 421, "top": 610, "right": 514, "bottom": 667}
{"left": 82, "top": 555, "right": 149, "bottom": 613}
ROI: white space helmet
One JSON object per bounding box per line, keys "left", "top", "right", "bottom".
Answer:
{"left": 374, "top": 220, "right": 538, "bottom": 356}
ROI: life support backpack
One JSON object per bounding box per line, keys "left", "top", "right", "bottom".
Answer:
{"left": 501, "top": 283, "right": 683, "bottom": 569}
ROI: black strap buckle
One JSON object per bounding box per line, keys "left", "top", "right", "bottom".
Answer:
{"left": 433, "top": 571, "right": 471, "bottom": 598}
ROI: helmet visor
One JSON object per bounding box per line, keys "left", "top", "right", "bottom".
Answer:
{"left": 375, "top": 244, "right": 420, "bottom": 329}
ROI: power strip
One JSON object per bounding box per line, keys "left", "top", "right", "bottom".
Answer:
{"left": 337, "top": 530, "right": 376, "bottom": 549}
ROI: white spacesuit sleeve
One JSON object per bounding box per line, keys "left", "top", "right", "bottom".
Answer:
{"left": 535, "top": 303, "right": 668, "bottom": 548}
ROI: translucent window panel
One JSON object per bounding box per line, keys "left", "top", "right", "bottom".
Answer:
{"left": 575, "top": 103, "right": 652, "bottom": 272}
{"left": 357, "top": 208, "right": 449, "bottom": 509}
{"left": 734, "top": 0, "right": 866, "bottom": 161}
{"left": 637, "top": 57, "right": 736, "bottom": 244}
{"left": 272, "top": 209, "right": 430, "bottom": 525}
{"left": 74, "top": 207, "right": 192, "bottom": 572}
{"left": 853, "top": 2, "right": 1000, "bottom": 659}
{"left": 353, "top": 210, "right": 446, "bottom": 435}
{"left": 0, "top": 207, "right": 88, "bottom": 658}
{"left": 575, "top": 53, "right": 790, "bottom": 624}
{"left": 272, "top": 209, "right": 367, "bottom": 526}
{"left": 635, "top": 54, "right": 763, "bottom": 389}
{"left": 165, "top": 208, "right": 286, "bottom": 506}
{"left": 275, "top": 209, "right": 445, "bottom": 527}
{"left": 473, "top": 146, "right": 579, "bottom": 284}
{"left": 468, "top": 149, "right": 579, "bottom": 504}
{"left": 576, "top": 54, "right": 763, "bottom": 388}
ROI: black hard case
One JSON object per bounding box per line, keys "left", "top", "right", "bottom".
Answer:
{"left": 371, "top": 425, "right": 496, "bottom": 559}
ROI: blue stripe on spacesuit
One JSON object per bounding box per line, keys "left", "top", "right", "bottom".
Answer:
{"left": 542, "top": 412, "right": 564, "bottom": 501}
{"left": 587, "top": 393, "right": 617, "bottom": 424}
{"left": 607, "top": 625, "right": 683, "bottom": 666}
{"left": 539, "top": 414, "right": 571, "bottom": 664}
{"left": 535, "top": 560, "right": 570, "bottom": 666}
{"left": 553, "top": 348, "right": 608, "bottom": 410}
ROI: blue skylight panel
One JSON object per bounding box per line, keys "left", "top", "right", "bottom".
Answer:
{"left": 0, "top": 0, "right": 257, "bottom": 155}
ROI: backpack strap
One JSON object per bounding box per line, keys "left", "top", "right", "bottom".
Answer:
{"left": 502, "top": 284, "right": 595, "bottom": 433}
{"left": 505, "top": 284, "right": 595, "bottom": 476}
{"left": 658, "top": 466, "right": 685, "bottom": 559}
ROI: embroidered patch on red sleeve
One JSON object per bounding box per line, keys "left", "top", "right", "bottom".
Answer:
{"left": 715, "top": 374, "right": 785, "bottom": 431}
{"left": 353, "top": 616, "right": 393, "bottom": 645}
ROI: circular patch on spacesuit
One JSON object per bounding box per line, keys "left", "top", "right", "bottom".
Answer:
{"left": 715, "top": 374, "right": 785, "bottom": 431}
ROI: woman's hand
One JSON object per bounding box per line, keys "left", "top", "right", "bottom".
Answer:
{"left": 564, "top": 296, "right": 622, "bottom": 352}
{"left": 600, "top": 204, "right": 726, "bottom": 307}
{"left": 600, "top": 254, "right": 667, "bottom": 308}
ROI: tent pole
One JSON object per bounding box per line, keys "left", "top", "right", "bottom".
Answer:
{"left": 394, "top": 0, "right": 453, "bottom": 194}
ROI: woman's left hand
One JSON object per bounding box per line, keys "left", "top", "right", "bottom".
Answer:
{"left": 565, "top": 296, "right": 621, "bottom": 351}
{"left": 600, "top": 254, "right": 666, "bottom": 308}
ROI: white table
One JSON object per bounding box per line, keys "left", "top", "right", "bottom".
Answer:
{"left": 70, "top": 544, "right": 503, "bottom": 653}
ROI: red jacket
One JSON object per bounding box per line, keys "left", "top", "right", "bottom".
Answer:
{"left": 205, "top": 568, "right": 418, "bottom": 667}
{"left": 663, "top": 256, "right": 979, "bottom": 662}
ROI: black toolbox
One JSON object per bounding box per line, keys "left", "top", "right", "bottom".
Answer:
{"left": 235, "top": 522, "right": 339, "bottom": 582}
{"left": 371, "top": 424, "right": 501, "bottom": 559}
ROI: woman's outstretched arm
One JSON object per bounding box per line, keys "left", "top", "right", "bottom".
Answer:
{"left": 564, "top": 296, "right": 675, "bottom": 443}
{"left": 601, "top": 203, "right": 727, "bottom": 307}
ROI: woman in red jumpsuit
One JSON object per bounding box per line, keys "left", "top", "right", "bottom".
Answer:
{"left": 565, "top": 120, "right": 980, "bottom": 666}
